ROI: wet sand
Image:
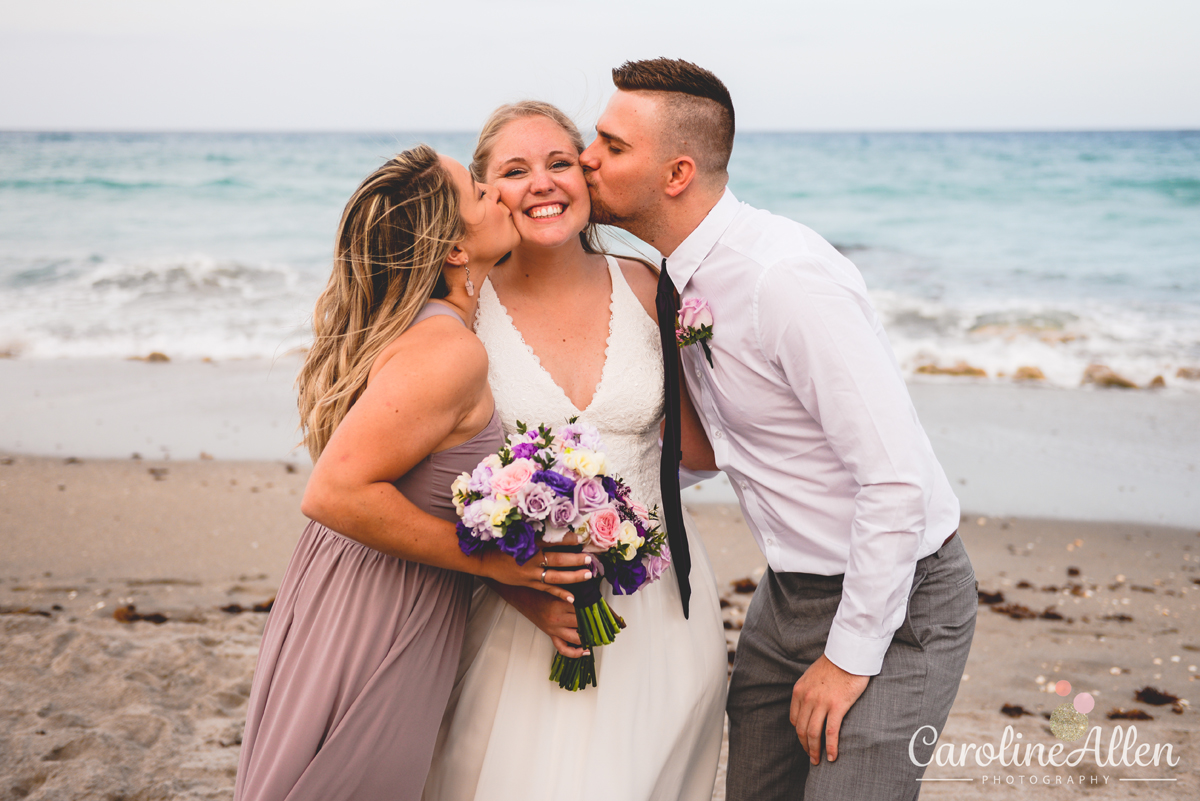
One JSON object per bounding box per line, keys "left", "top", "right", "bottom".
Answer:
{"left": 2, "top": 455, "right": 1197, "bottom": 799}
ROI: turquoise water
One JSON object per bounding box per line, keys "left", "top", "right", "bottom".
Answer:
{"left": 1, "top": 130, "right": 1197, "bottom": 388}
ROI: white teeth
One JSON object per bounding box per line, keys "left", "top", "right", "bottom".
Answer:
{"left": 528, "top": 204, "right": 563, "bottom": 219}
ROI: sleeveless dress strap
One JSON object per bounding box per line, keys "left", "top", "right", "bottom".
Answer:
{"left": 411, "top": 302, "right": 466, "bottom": 328}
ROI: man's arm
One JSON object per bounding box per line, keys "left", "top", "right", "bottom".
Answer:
{"left": 756, "top": 254, "right": 936, "bottom": 762}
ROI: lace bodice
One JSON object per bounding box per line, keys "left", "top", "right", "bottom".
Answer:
{"left": 475, "top": 256, "right": 665, "bottom": 509}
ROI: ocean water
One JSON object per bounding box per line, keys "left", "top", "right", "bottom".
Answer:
{"left": 1, "top": 130, "right": 1198, "bottom": 391}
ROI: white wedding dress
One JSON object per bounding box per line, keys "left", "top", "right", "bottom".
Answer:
{"left": 423, "top": 256, "right": 727, "bottom": 801}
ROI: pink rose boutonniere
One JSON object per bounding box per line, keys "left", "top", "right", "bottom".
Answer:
{"left": 676, "top": 297, "right": 714, "bottom": 367}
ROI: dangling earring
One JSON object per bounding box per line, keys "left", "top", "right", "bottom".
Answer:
{"left": 464, "top": 262, "right": 474, "bottom": 297}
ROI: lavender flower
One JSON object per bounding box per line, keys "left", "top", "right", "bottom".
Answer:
{"left": 644, "top": 541, "right": 671, "bottom": 582}
{"left": 548, "top": 496, "right": 578, "bottom": 529}
{"left": 461, "top": 498, "right": 492, "bottom": 531}
{"left": 467, "top": 463, "right": 494, "bottom": 494}
{"left": 516, "top": 482, "right": 554, "bottom": 520}
{"left": 574, "top": 477, "right": 610, "bottom": 514}
{"left": 557, "top": 422, "right": 602, "bottom": 451}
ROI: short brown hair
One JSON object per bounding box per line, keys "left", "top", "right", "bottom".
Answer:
{"left": 612, "top": 58, "right": 734, "bottom": 179}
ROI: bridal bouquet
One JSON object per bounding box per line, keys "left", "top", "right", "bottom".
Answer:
{"left": 452, "top": 419, "right": 671, "bottom": 691}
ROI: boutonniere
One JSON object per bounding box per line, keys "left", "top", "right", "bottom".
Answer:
{"left": 676, "top": 297, "right": 714, "bottom": 367}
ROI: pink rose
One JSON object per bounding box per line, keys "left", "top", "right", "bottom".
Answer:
{"left": 491, "top": 459, "right": 535, "bottom": 497}
{"left": 678, "top": 297, "right": 713, "bottom": 330}
{"left": 588, "top": 506, "right": 620, "bottom": 550}
{"left": 627, "top": 500, "right": 650, "bottom": 523}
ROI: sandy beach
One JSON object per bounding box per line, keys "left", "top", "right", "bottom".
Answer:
{"left": 2, "top": 456, "right": 1197, "bottom": 799}
{"left": 2, "top": 359, "right": 1199, "bottom": 799}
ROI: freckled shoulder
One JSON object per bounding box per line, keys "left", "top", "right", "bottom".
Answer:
{"left": 370, "top": 316, "right": 489, "bottom": 404}
{"left": 616, "top": 256, "right": 659, "bottom": 324}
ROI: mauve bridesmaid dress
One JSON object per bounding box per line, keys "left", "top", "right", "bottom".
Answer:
{"left": 234, "top": 304, "right": 502, "bottom": 801}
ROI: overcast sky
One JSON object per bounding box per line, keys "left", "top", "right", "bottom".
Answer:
{"left": 2, "top": 0, "right": 1197, "bottom": 132}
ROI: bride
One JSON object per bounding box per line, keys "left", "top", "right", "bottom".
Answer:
{"left": 422, "top": 102, "right": 728, "bottom": 801}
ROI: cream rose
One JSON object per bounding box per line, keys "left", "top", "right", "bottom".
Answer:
{"left": 616, "top": 520, "right": 644, "bottom": 561}
{"left": 488, "top": 499, "right": 513, "bottom": 536}
{"left": 563, "top": 448, "right": 605, "bottom": 478}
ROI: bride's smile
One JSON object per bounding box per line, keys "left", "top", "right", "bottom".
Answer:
{"left": 486, "top": 114, "right": 592, "bottom": 250}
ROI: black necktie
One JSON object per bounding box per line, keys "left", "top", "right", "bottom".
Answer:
{"left": 655, "top": 259, "right": 692, "bottom": 618}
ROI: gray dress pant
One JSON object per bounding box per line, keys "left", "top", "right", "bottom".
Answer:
{"left": 726, "top": 535, "right": 976, "bottom": 801}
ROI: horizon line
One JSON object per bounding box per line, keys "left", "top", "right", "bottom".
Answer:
{"left": 2, "top": 127, "right": 1198, "bottom": 136}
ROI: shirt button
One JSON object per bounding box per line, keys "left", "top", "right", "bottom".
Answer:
{"left": 695, "top": 368, "right": 702, "bottom": 378}
{"left": 713, "top": 430, "right": 723, "bottom": 439}
{"left": 739, "top": 480, "right": 749, "bottom": 490}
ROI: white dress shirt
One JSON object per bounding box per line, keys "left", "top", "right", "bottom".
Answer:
{"left": 668, "top": 189, "right": 961, "bottom": 676}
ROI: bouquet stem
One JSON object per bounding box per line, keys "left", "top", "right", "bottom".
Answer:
{"left": 545, "top": 545, "right": 626, "bottom": 691}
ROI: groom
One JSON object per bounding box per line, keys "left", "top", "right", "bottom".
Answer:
{"left": 580, "top": 59, "right": 977, "bottom": 799}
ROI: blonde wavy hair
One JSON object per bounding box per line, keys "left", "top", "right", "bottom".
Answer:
{"left": 297, "top": 144, "right": 463, "bottom": 461}
{"left": 471, "top": 100, "right": 604, "bottom": 255}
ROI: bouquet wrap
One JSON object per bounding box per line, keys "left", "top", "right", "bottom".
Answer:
{"left": 544, "top": 543, "right": 626, "bottom": 691}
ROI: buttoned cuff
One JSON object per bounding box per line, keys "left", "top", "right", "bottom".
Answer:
{"left": 823, "top": 618, "right": 893, "bottom": 676}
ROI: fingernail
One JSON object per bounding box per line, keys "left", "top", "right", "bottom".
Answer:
{"left": 586, "top": 570, "right": 593, "bottom": 579}
{"left": 567, "top": 595, "right": 574, "bottom": 603}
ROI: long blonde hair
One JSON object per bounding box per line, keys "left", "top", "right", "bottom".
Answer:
{"left": 297, "top": 144, "right": 463, "bottom": 461}
{"left": 471, "top": 101, "right": 604, "bottom": 254}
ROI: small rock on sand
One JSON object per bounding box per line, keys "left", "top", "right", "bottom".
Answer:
{"left": 915, "top": 362, "right": 987, "bottom": 378}
{"left": 1013, "top": 366, "right": 1046, "bottom": 381}
{"left": 1081, "top": 364, "right": 1137, "bottom": 389}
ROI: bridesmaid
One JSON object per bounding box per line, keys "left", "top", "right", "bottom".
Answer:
{"left": 234, "top": 145, "right": 591, "bottom": 801}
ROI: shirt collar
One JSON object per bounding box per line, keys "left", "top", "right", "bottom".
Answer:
{"left": 663, "top": 187, "right": 740, "bottom": 292}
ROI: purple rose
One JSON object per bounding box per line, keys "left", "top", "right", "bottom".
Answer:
{"left": 497, "top": 520, "right": 538, "bottom": 565}
{"left": 532, "top": 469, "right": 575, "bottom": 498}
{"left": 548, "top": 496, "right": 577, "bottom": 529}
{"left": 609, "top": 555, "right": 648, "bottom": 596}
{"left": 516, "top": 482, "right": 554, "bottom": 520}
{"left": 511, "top": 442, "right": 538, "bottom": 460}
{"left": 574, "top": 477, "right": 610, "bottom": 514}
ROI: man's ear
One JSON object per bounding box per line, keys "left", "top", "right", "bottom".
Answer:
{"left": 664, "top": 156, "right": 697, "bottom": 198}
{"left": 445, "top": 245, "right": 468, "bottom": 266}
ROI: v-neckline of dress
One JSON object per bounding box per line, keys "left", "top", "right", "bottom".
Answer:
{"left": 488, "top": 256, "right": 618, "bottom": 416}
